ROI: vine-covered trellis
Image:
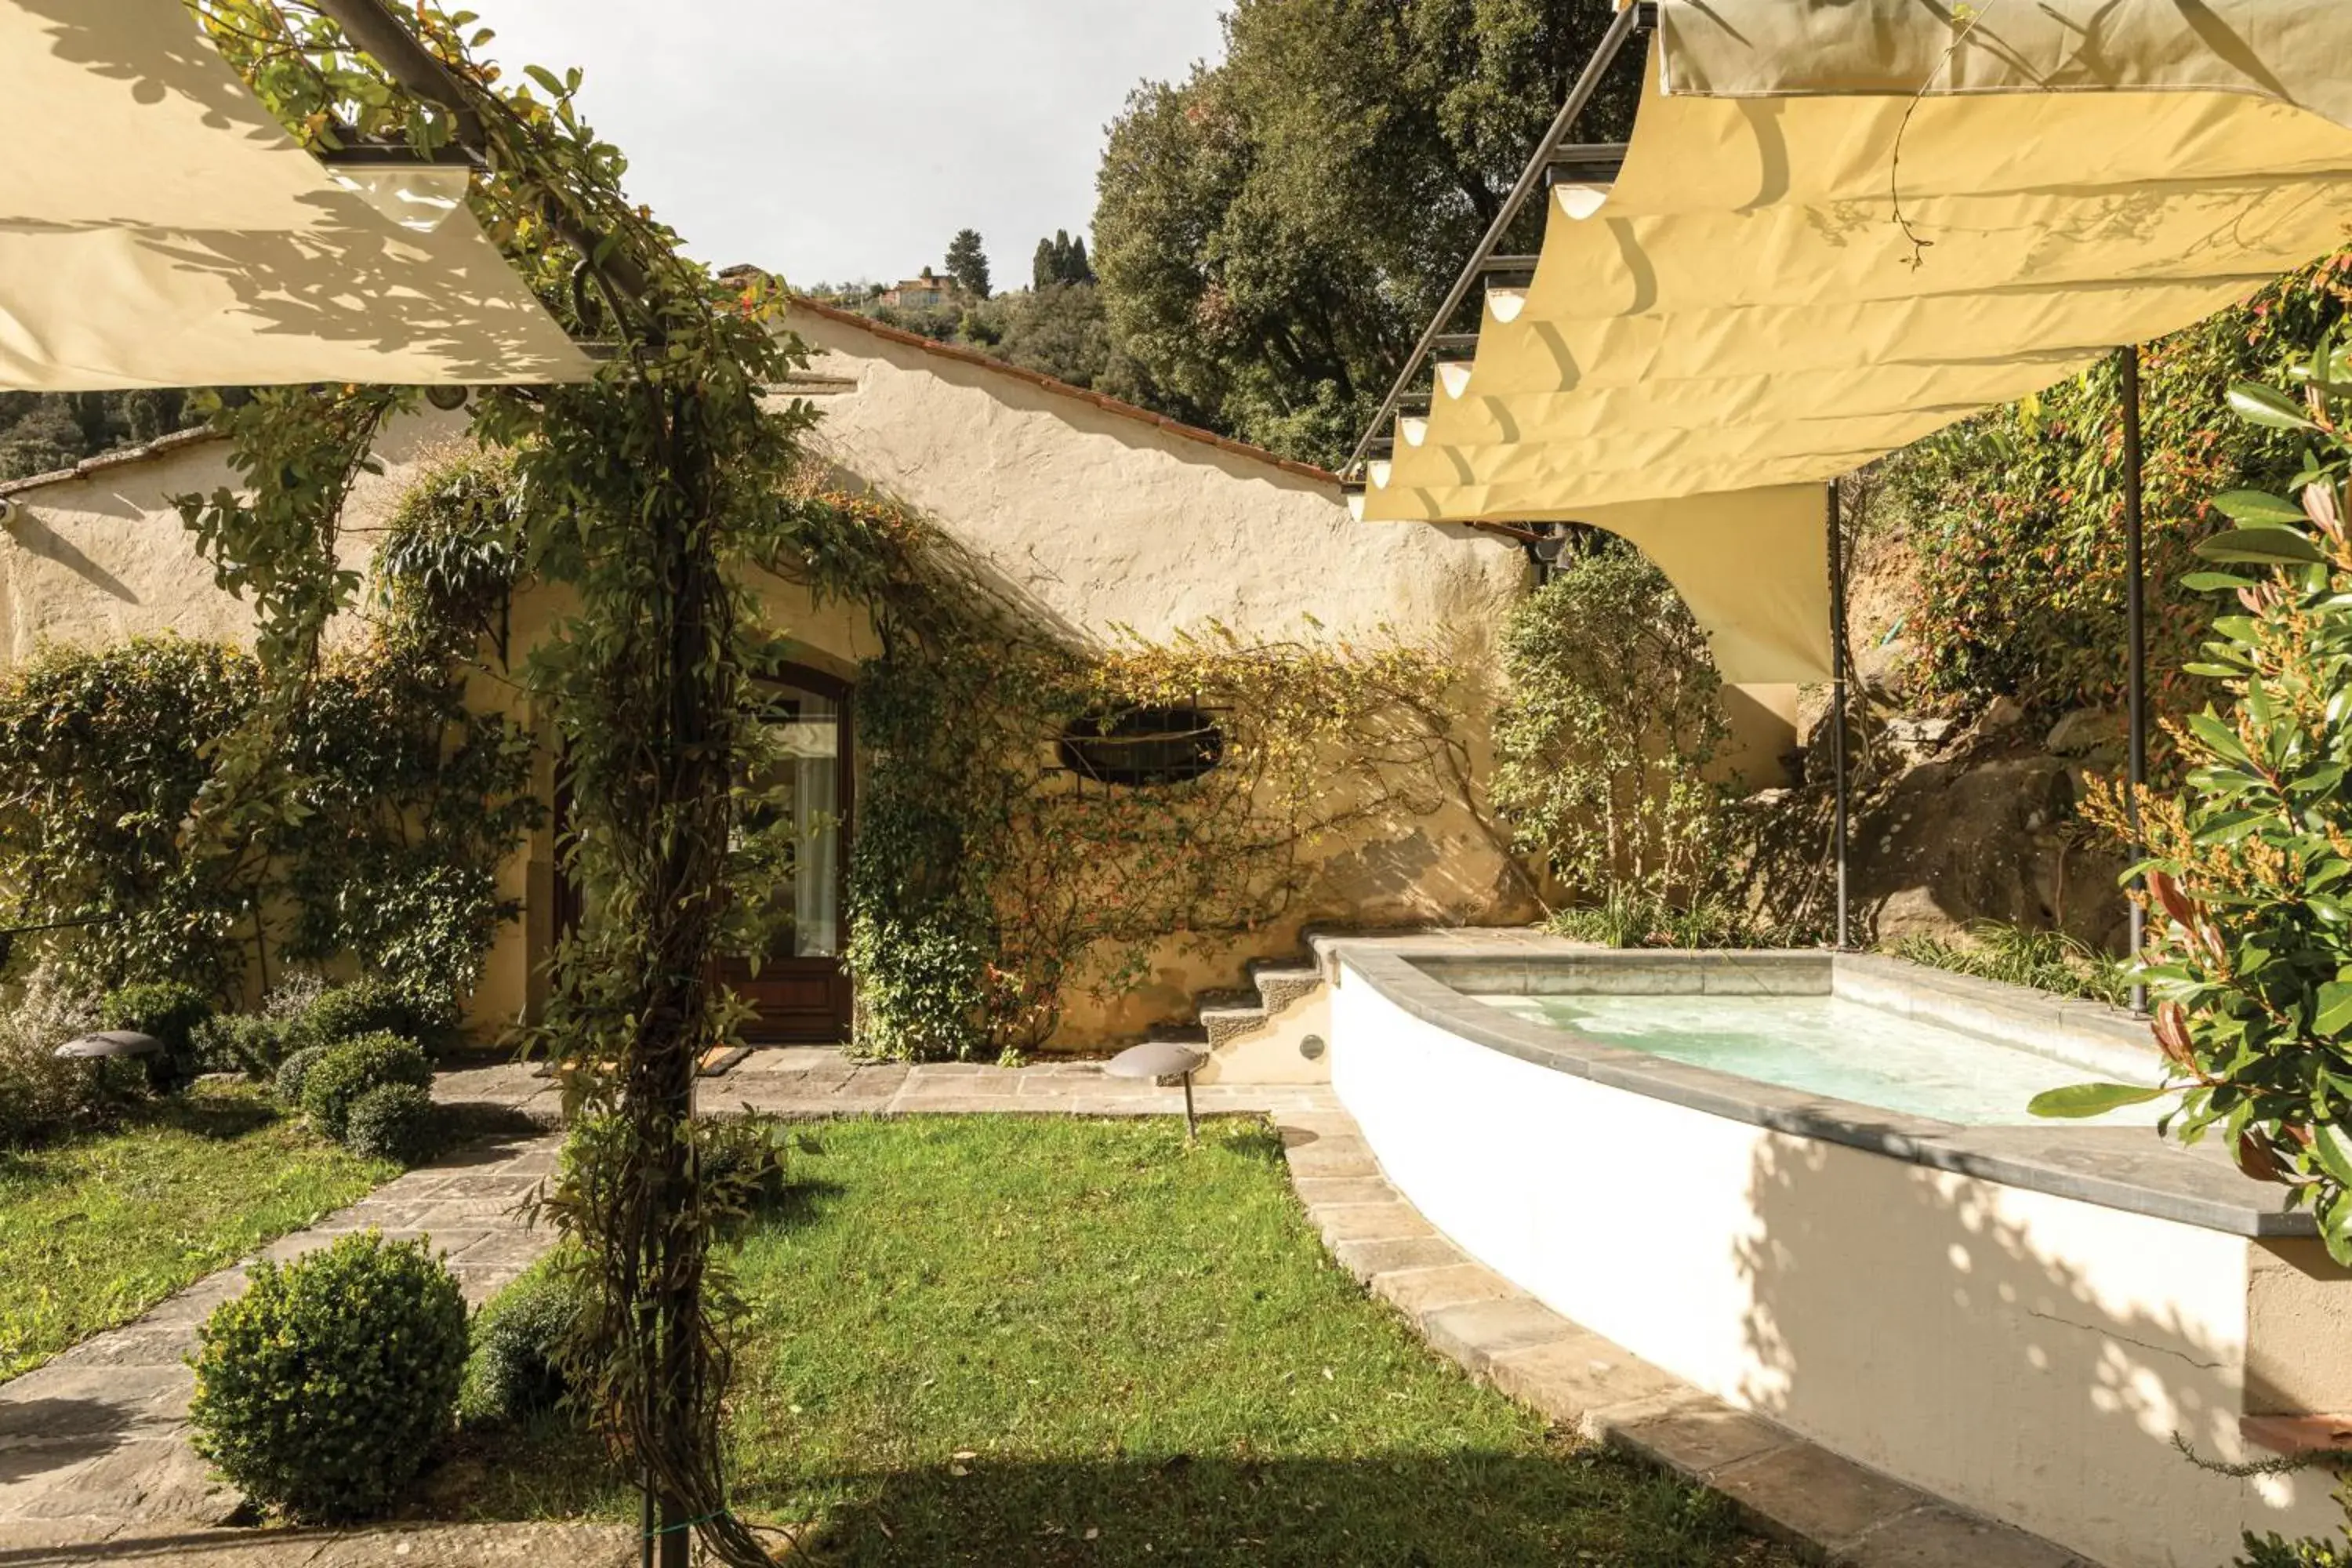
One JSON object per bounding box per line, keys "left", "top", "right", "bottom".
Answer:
{"left": 184, "top": 4, "right": 802, "bottom": 1561}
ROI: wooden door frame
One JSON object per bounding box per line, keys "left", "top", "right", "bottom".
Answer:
{"left": 724, "top": 663, "right": 855, "bottom": 1044}
{"left": 549, "top": 663, "right": 857, "bottom": 1044}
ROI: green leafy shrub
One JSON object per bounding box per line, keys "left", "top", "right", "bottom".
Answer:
{"left": 1889, "top": 252, "right": 2349, "bottom": 722}
{"left": 2035, "top": 337, "right": 2352, "bottom": 1261}
{"left": 1493, "top": 545, "right": 1734, "bottom": 921}
{"left": 0, "top": 965, "right": 103, "bottom": 1148}
{"left": 299, "top": 1033, "right": 431, "bottom": 1142}
{"left": 303, "top": 977, "right": 456, "bottom": 1054}
{"left": 699, "top": 1115, "right": 793, "bottom": 1215}
{"left": 272, "top": 1043, "right": 331, "bottom": 1109}
{"left": 1548, "top": 887, "right": 1789, "bottom": 951}
{"left": 193, "top": 1013, "right": 298, "bottom": 1078}
{"left": 342, "top": 1082, "right": 438, "bottom": 1165}
{"left": 1894, "top": 921, "right": 2132, "bottom": 1009}
{"left": 460, "top": 1265, "right": 586, "bottom": 1428}
{"left": 188, "top": 1231, "right": 466, "bottom": 1522}
{"left": 98, "top": 981, "right": 215, "bottom": 1080}
{"left": 2238, "top": 1527, "right": 2351, "bottom": 1568}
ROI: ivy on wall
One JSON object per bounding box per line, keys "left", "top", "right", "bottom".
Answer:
{"left": 0, "top": 620, "right": 536, "bottom": 1007}
{"left": 792, "top": 489, "right": 1486, "bottom": 1062}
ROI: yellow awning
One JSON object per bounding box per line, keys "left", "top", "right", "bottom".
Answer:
{"left": 1359, "top": 1, "right": 2352, "bottom": 681}
{"left": 0, "top": 0, "right": 592, "bottom": 390}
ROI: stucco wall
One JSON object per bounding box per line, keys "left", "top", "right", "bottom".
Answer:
{"left": 0, "top": 408, "right": 470, "bottom": 662}
{"left": 783, "top": 307, "right": 1527, "bottom": 648}
{"left": 1330, "top": 964, "right": 2342, "bottom": 1568}
{"left": 0, "top": 332, "right": 1541, "bottom": 1046}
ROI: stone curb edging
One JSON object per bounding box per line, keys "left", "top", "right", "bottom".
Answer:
{"left": 1275, "top": 1107, "right": 2096, "bottom": 1568}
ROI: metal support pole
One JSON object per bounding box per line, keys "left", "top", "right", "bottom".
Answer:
{"left": 1828, "top": 481, "right": 1851, "bottom": 952}
{"left": 1182, "top": 1072, "right": 1199, "bottom": 1142}
{"left": 2122, "top": 345, "right": 2150, "bottom": 1014}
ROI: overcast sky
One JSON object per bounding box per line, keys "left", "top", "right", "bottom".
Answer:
{"left": 475, "top": 1, "right": 1228, "bottom": 289}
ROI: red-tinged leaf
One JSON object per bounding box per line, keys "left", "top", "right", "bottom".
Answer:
{"left": 2239, "top": 1129, "right": 2288, "bottom": 1184}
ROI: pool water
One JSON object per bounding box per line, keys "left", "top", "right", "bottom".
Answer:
{"left": 1469, "top": 993, "right": 2164, "bottom": 1127}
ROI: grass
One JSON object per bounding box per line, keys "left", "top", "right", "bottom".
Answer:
{"left": 1892, "top": 920, "right": 2133, "bottom": 1008}
{"left": 434, "top": 1116, "right": 1791, "bottom": 1567}
{"left": 0, "top": 1080, "right": 394, "bottom": 1379}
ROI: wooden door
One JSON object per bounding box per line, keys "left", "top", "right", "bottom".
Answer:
{"left": 720, "top": 668, "right": 854, "bottom": 1044}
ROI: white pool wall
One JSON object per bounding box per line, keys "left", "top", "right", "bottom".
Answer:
{"left": 1330, "top": 953, "right": 2345, "bottom": 1568}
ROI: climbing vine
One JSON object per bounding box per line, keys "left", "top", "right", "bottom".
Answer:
{"left": 184, "top": 5, "right": 805, "bottom": 1561}
{"left": 791, "top": 489, "right": 1483, "bottom": 1062}
{"left": 0, "top": 628, "right": 533, "bottom": 1007}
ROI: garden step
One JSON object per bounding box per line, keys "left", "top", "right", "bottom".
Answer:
{"left": 1249, "top": 967, "right": 1323, "bottom": 1014}
{"left": 1198, "top": 1006, "right": 1270, "bottom": 1047}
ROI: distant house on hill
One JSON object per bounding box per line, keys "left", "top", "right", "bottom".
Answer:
{"left": 880, "top": 273, "right": 957, "bottom": 310}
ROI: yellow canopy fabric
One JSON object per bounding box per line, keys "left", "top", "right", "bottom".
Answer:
{"left": 0, "top": 0, "right": 591, "bottom": 390}
{"left": 1360, "top": 1, "right": 2352, "bottom": 682}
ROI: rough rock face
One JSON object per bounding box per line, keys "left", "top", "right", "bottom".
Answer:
{"left": 1848, "top": 742, "right": 2131, "bottom": 950}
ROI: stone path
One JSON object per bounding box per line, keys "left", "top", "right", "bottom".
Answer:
{"left": 2, "top": 1050, "right": 2072, "bottom": 1566}
{"left": 1274, "top": 1111, "right": 2091, "bottom": 1568}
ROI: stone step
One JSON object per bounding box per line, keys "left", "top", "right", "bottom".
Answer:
{"left": 1198, "top": 1006, "right": 1269, "bottom": 1048}
{"left": 1250, "top": 967, "right": 1323, "bottom": 1014}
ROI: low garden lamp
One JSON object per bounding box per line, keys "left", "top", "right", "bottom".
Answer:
{"left": 54, "top": 1030, "right": 169, "bottom": 1091}
{"left": 1105, "top": 1040, "right": 1208, "bottom": 1140}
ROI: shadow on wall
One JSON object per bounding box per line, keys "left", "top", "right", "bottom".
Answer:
{"left": 1, "top": 510, "right": 140, "bottom": 605}
{"left": 1734, "top": 1131, "right": 2325, "bottom": 1566}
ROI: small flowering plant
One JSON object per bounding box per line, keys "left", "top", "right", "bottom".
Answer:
{"left": 2034, "top": 332, "right": 2352, "bottom": 1264}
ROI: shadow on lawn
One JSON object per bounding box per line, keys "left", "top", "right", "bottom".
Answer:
{"left": 777, "top": 1449, "right": 1777, "bottom": 1568}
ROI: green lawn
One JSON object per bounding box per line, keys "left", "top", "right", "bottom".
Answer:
{"left": 437, "top": 1116, "right": 1789, "bottom": 1566}
{"left": 0, "top": 1081, "right": 394, "bottom": 1379}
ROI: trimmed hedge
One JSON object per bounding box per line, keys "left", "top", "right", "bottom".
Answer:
{"left": 298, "top": 1033, "right": 431, "bottom": 1142}
{"left": 188, "top": 1231, "right": 466, "bottom": 1521}
{"left": 343, "top": 1081, "right": 437, "bottom": 1165}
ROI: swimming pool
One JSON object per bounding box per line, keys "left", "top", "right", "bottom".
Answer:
{"left": 1468, "top": 989, "right": 2165, "bottom": 1126}
{"left": 1316, "top": 935, "right": 2345, "bottom": 1568}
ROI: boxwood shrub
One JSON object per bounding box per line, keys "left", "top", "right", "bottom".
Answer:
{"left": 299, "top": 1032, "right": 431, "bottom": 1142}
{"left": 188, "top": 1231, "right": 466, "bottom": 1521}
{"left": 305, "top": 978, "right": 458, "bottom": 1055}
{"left": 343, "top": 1081, "right": 438, "bottom": 1166}
{"left": 272, "top": 1043, "right": 332, "bottom": 1109}
{"left": 460, "top": 1265, "right": 586, "bottom": 1429}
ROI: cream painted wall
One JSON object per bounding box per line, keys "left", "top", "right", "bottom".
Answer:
{"left": 1330, "top": 966, "right": 2342, "bottom": 1568}
{"left": 782, "top": 307, "right": 1527, "bottom": 649}
{"left": 0, "top": 336, "right": 1544, "bottom": 1047}
{"left": 0, "top": 408, "right": 470, "bottom": 662}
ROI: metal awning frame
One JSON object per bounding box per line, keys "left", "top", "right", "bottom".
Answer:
{"left": 1341, "top": 2, "right": 1656, "bottom": 481}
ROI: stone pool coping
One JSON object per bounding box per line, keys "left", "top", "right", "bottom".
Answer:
{"left": 1314, "top": 933, "right": 2312, "bottom": 1240}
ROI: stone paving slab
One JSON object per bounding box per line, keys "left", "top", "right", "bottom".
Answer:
{"left": 1273, "top": 1102, "right": 2093, "bottom": 1568}
{"left": 0, "top": 1105, "right": 564, "bottom": 1546}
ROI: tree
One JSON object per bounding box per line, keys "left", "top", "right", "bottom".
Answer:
{"left": 1093, "top": 0, "right": 1635, "bottom": 466}
{"left": 946, "top": 228, "right": 992, "bottom": 299}
{"left": 1033, "top": 230, "right": 1094, "bottom": 289}
{"left": 0, "top": 390, "right": 200, "bottom": 481}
